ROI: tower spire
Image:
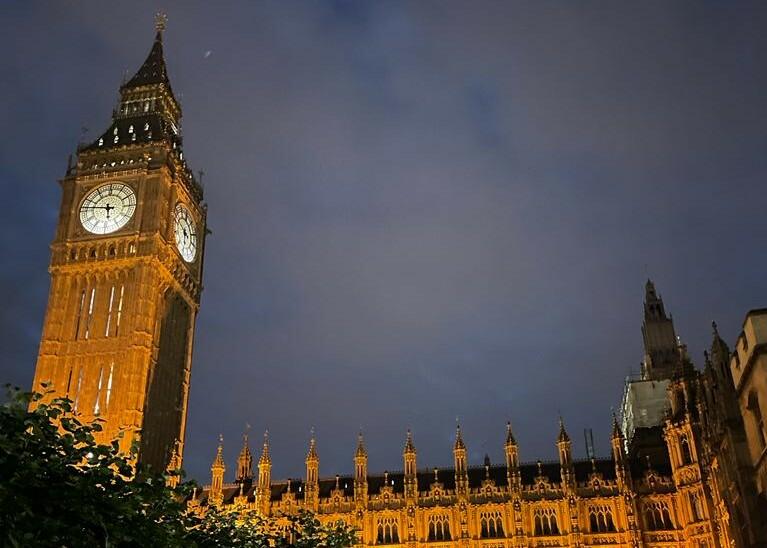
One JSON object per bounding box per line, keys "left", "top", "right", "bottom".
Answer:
{"left": 259, "top": 430, "right": 271, "bottom": 465}
{"left": 454, "top": 422, "right": 466, "bottom": 450}
{"left": 355, "top": 430, "right": 367, "bottom": 458}
{"left": 404, "top": 429, "right": 416, "bottom": 454}
{"left": 256, "top": 430, "right": 272, "bottom": 513}
{"left": 403, "top": 429, "right": 418, "bottom": 500}
{"left": 123, "top": 14, "right": 172, "bottom": 91}
{"left": 453, "top": 423, "right": 468, "bottom": 496}
{"left": 209, "top": 435, "right": 226, "bottom": 507}
{"left": 236, "top": 428, "right": 253, "bottom": 482}
{"left": 353, "top": 430, "right": 368, "bottom": 508}
{"left": 641, "top": 278, "right": 679, "bottom": 380}
{"left": 504, "top": 421, "right": 521, "bottom": 492}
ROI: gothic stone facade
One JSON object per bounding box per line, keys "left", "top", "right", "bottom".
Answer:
{"left": 196, "top": 285, "right": 767, "bottom": 547}
{"left": 195, "top": 422, "right": 714, "bottom": 547}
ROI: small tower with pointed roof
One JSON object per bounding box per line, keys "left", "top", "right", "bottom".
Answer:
{"left": 236, "top": 430, "right": 253, "bottom": 483}
{"left": 453, "top": 424, "right": 469, "bottom": 495}
{"left": 354, "top": 431, "right": 368, "bottom": 507}
{"left": 210, "top": 435, "right": 226, "bottom": 507}
{"left": 256, "top": 431, "right": 272, "bottom": 514}
{"left": 305, "top": 431, "right": 319, "bottom": 511}
{"left": 641, "top": 279, "right": 680, "bottom": 380}
{"left": 557, "top": 418, "right": 575, "bottom": 490}
{"left": 504, "top": 422, "right": 521, "bottom": 493}
{"left": 402, "top": 430, "right": 418, "bottom": 501}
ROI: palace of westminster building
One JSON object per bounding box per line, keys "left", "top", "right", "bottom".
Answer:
{"left": 30, "top": 18, "right": 767, "bottom": 548}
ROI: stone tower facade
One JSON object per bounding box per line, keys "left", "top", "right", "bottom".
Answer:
{"left": 31, "top": 16, "right": 206, "bottom": 472}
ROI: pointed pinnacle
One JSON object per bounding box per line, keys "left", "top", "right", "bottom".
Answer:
{"left": 213, "top": 434, "right": 225, "bottom": 467}
{"left": 404, "top": 429, "right": 416, "bottom": 454}
{"left": 454, "top": 423, "right": 466, "bottom": 450}
{"left": 259, "top": 430, "right": 271, "bottom": 464}
{"left": 306, "top": 430, "right": 318, "bottom": 460}
{"left": 355, "top": 430, "right": 367, "bottom": 458}
{"left": 505, "top": 421, "right": 516, "bottom": 445}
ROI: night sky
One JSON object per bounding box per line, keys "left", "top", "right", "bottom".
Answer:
{"left": 2, "top": 1, "right": 767, "bottom": 484}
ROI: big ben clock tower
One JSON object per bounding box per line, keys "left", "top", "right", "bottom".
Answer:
{"left": 31, "top": 15, "right": 206, "bottom": 472}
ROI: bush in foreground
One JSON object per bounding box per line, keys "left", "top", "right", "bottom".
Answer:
{"left": 0, "top": 386, "right": 355, "bottom": 547}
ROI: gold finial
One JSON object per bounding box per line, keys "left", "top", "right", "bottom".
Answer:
{"left": 155, "top": 12, "right": 168, "bottom": 32}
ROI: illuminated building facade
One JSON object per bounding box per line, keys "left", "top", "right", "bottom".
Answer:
{"left": 27, "top": 16, "right": 767, "bottom": 548}
{"left": 197, "top": 283, "right": 767, "bottom": 547}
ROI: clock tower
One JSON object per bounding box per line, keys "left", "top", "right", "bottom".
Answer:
{"left": 31, "top": 15, "right": 207, "bottom": 472}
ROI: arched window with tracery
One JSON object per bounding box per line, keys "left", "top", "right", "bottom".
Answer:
{"left": 376, "top": 517, "right": 399, "bottom": 544}
{"left": 644, "top": 501, "right": 674, "bottom": 531}
{"left": 588, "top": 505, "right": 616, "bottom": 533}
{"left": 427, "top": 514, "right": 451, "bottom": 541}
{"left": 533, "top": 507, "right": 559, "bottom": 536}
{"left": 479, "top": 511, "right": 504, "bottom": 538}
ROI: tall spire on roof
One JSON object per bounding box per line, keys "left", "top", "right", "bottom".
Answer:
{"left": 236, "top": 428, "right": 253, "bottom": 482}
{"left": 641, "top": 278, "right": 680, "bottom": 380}
{"left": 306, "top": 428, "right": 318, "bottom": 461}
{"left": 403, "top": 429, "right": 418, "bottom": 500}
{"left": 454, "top": 423, "right": 466, "bottom": 450}
{"left": 212, "top": 434, "right": 225, "bottom": 468}
{"left": 404, "top": 429, "right": 416, "bottom": 455}
{"left": 209, "top": 435, "right": 226, "bottom": 507}
{"left": 355, "top": 430, "right": 367, "bottom": 458}
{"left": 256, "top": 430, "right": 272, "bottom": 512}
{"left": 505, "top": 421, "right": 516, "bottom": 446}
{"left": 83, "top": 12, "right": 187, "bottom": 156}
{"left": 259, "top": 430, "right": 271, "bottom": 465}
{"left": 124, "top": 13, "right": 173, "bottom": 90}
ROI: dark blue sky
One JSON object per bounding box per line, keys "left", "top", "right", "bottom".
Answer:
{"left": 1, "top": 1, "right": 766, "bottom": 484}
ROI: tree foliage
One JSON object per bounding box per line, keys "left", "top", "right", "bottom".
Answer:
{"left": 0, "top": 386, "right": 355, "bottom": 547}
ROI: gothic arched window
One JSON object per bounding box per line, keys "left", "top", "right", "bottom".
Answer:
{"left": 680, "top": 435, "right": 693, "bottom": 465}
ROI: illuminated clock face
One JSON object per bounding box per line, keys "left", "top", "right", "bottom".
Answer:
{"left": 79, "top": 182, "right": 137, "bottom": 234}
{"left": 174, "top": 203, "right": 197, "bottom": 262}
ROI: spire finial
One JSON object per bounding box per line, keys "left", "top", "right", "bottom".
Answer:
{"left": 213, "top": 434, "right": 225, "bottom": 467}
{"left": 505, "top": 420, "right": 516, "bottom": 445}
{"left": 454, "top": 422, "right": 466, "bottom": 450}
{"left": 558, "top": 416, "right": 570, "bottom": 443}
{"left": 258, "top": 429, "right": 271, "bottom": 465}
{"left": 307, "top": 428, "right": 318, "bottom": 460}
{"left": 404, "top": 429, "right": 416, "bottom": 454}
{"left": 154, "top": 12, "right": 167, "bottom": 33}
{"left": 355, "top": 430, "right": 367, "bottom": 458}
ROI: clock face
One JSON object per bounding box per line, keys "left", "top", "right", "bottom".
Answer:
{"left": 79, "top": 182, "right": 137, "bottom": 234}
{"left": 174, "top": 203, "right": 197, "bottom": 262}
